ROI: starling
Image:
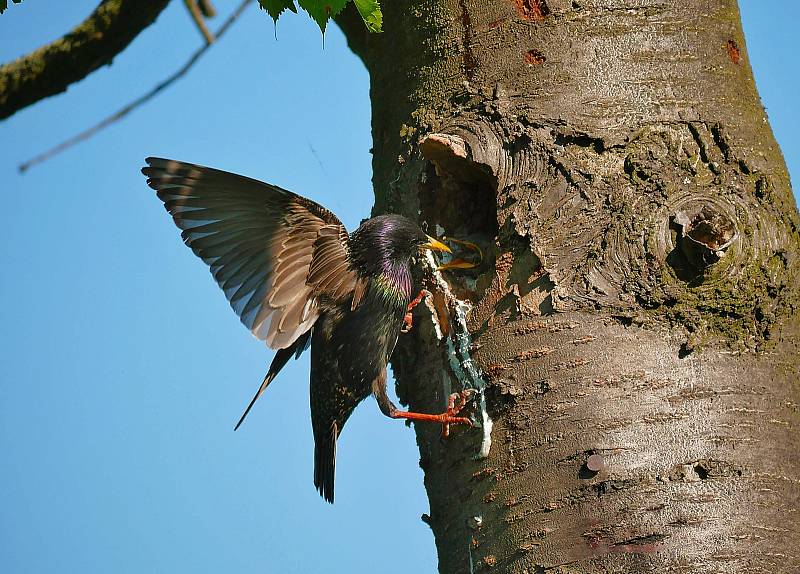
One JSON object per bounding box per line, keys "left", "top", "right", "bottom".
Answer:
{"left": 142, "top": 158, "right": 472, "bottom": 503}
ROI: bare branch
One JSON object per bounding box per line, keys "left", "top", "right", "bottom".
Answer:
{"left": 0, "top": 0, "right": 171, "bottom": 121}
{"left": 183, "top": 0, "right": 215, "bottom": 44}
{"left": 197, "top": 0, "right": 217, "bottom": 18}
{"left": 19, "top": 0, "right": 251, "bottom": 173}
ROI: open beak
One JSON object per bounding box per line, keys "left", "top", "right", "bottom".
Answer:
{"left": 422, "top": 235, "right": 452, "bottom": 253}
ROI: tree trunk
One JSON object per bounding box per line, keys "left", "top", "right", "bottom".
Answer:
{"left": 339, "top": 0, "right": 800, "bottom": 571}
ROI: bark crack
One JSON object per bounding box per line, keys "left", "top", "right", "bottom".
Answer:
{"left": 457, "top": 0, "right": 477, "bottom": 80}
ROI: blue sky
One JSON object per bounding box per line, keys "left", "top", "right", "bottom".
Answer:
{"left": 0, "top": 2, "right": 796, "bottom": 573}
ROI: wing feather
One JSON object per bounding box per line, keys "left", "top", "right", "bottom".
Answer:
{"left": 143, "top": 157, "right": 362, "bottom": 350}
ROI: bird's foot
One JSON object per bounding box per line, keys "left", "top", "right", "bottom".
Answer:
{"left": 401, "top": 289, "right": 429, "bottom": 333}
{"left": 440, "top": 390, "right": 473, "bottom": 438}
{"left": 389, "top": 390, "right": 474, "bottom": 438}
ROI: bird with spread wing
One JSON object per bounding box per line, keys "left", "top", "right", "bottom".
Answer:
{"left": 142, "top": 158, "right": 472, "bottom": 503}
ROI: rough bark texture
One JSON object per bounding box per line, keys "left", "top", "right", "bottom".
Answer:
{"left": 339, "top": 0, "right": 800, "bottom": 572}
{"left": 0, "top": 0, "right": 171, "bottom": 120}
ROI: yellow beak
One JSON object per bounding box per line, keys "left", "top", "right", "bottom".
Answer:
{"left": 422, "top": 235, "right": 452, "bottom": 253}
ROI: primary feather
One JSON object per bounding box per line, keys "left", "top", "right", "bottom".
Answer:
{"left": 142, "top": 157, "right": 359, "bottom": 349}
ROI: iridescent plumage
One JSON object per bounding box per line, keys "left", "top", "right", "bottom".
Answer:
{"left": 142, "top": 158, "right": 465, "bottom": 503}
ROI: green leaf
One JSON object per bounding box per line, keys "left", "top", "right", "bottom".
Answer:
{"left": 297, "top": 0, "right": 348, "bottom": 34}
{"left": 256, "top": 0, "right": 382, "bottom": 34}
{"left": 353, "top": 0, "right": 382, "bottom": 33}
{"left": 257, "top": 0, "right": 297, "bottom": 23}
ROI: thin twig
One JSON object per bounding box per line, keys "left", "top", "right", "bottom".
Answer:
{"left": 19, "top": 0, "right": 251, "bottom": 173}
{"left": 183, "top": 0, "right": 215, "bottom": 44}
{"left": 198, "top": 0, "right": 217, "bottom": 18}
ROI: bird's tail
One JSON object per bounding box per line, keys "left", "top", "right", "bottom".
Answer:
{"left": 314, "top": 421, "right": 339, "bottom": 504}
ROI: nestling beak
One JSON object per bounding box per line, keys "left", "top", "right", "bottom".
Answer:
{"left": 422, "top": 235, "right": 452, "bottom": 253}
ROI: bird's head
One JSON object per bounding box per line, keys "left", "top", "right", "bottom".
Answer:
{"left": 351, "top": 215, "right": 450, "bottom": 273}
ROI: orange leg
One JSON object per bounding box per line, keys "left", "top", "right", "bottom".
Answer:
{"left": 401, "top": 289, "right": 429, "bottom": 333}
{"left": 390, "top": 391, "right": 473, "bottom": 437}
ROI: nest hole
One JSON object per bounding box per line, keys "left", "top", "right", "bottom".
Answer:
{"left": 418, "top": 156, "right": 498, "bottom": 242}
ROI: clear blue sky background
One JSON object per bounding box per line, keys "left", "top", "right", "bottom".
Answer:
{"left": 0, "top": 2, "right": 796, "bottom": 573}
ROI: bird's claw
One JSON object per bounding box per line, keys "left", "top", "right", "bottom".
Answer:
{"left": 388, "top": 389, "right": 475, "bottom": 436}
{"left": 401, "top": 289, "right": 429, "bottom": 334}
{"left": 440, "top": 390, "right": 474, "bottom": 438}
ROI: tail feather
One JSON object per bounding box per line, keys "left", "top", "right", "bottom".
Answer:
{"left": 313, "top": 421, "right": 338, "bottom": 504}
{"left": 234, "top": 331, "right": 310, "bottom": 431}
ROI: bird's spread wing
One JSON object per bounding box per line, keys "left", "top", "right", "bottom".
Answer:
{"left": 143, "top": 157, "right": 360, "bottom": 349}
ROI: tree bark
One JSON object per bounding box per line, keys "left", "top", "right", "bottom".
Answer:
{"left": 340, "top": 0, "right": 800, "bottom": 571}
{"left": 0, "top": 0, "right": 171, "bottom": 120}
